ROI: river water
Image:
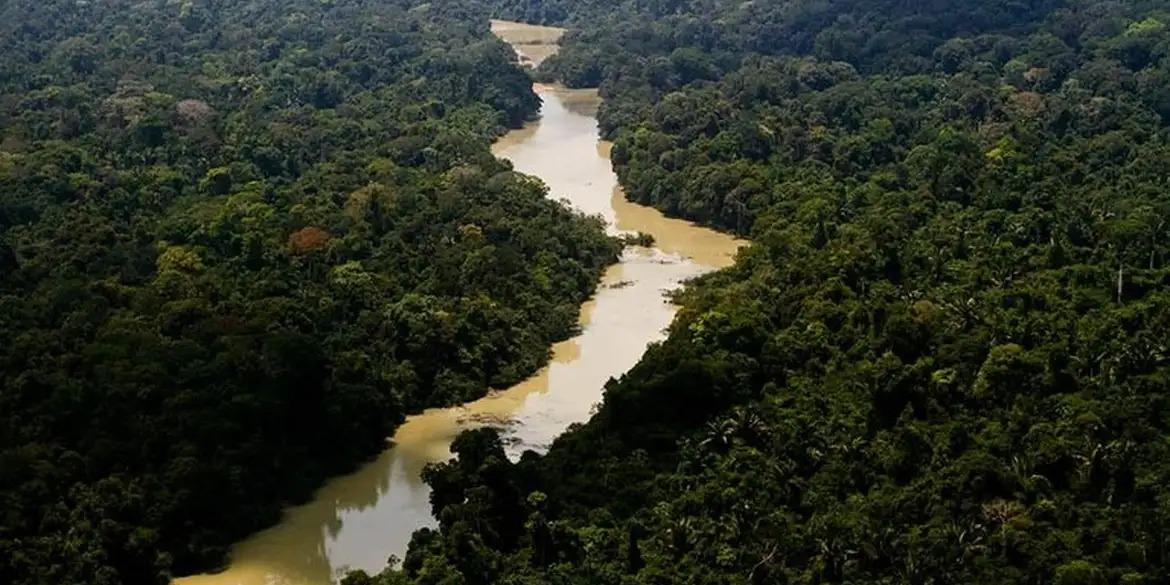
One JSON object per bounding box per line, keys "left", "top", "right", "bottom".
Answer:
{"left": 175, "top": 21, "right": 741, "bottom": 585}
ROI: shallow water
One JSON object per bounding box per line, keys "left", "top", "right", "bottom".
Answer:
{"left": 489, "top": 19, "right": 564, "bottom": 68}
{"left": 174, "top": 22, "right": 742, "bottom": 585}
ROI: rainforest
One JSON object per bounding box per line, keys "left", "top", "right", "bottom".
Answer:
{"left": 3, "top": 1, "right": 1170, "bottom": 585}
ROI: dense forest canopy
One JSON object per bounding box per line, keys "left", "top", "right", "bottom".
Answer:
{"left": 0, "top": 1, "right": 619, "bottom": 583}
{"left": 359, "top": 1, "right": 1170, "bottom": 584}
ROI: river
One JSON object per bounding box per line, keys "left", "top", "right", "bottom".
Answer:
{"left": 174, "top": 20, "right": 742, "bottom": 585}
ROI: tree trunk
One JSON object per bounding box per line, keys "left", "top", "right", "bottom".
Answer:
{"left": 1117, "top": 260, "right": 1124, "bottom": 303}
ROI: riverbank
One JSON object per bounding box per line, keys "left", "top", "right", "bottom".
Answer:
{"left": 174, "top": 21, "right": 742, "bottom": 585}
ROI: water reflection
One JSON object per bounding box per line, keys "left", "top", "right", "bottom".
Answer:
{"left": 174, "top": 23, "right": 742, "bottom": 585}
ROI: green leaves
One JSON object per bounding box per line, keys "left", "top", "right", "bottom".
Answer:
{"left": 374, "top": 2, "right": 1170, "bottom": 585}
{"left": 0, "top": 2, "right": 618, "bottom": 583}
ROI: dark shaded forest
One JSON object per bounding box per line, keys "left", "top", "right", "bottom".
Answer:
{"left": 359, "top": 1, "right": 1170, "bottom": 584}
{"left": 0, "top": 1, "right": 619, "bottom": 583}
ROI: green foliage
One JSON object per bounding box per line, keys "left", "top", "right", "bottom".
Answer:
{"left": 0, "top": 1, "right": 619, "bottom": 583}
{"left": 376, "top": 1, "right": 1170, "bottom": 584}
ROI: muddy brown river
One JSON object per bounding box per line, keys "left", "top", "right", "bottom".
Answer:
{"left": 175, "top": 21, "right": 742, "bottom": 585}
